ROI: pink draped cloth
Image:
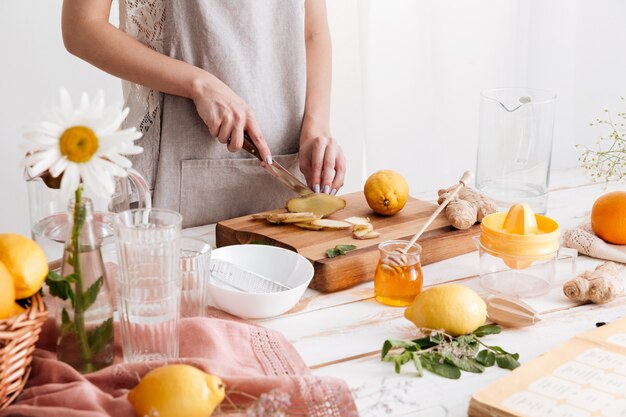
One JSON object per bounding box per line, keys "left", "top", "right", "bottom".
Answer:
{"left": 1, "top": 309, "right": 357, "bottom": 417}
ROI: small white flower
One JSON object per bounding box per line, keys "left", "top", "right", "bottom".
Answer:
{"left": 24, "top": 88, "right": 143, "bottom": 198}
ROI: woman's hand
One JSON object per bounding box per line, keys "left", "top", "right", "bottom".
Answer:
{"left": 299, "top": 128, "right": 346, "bottom": 195}
{"left": 190, "top": 74, "right": 273, "bottom": 164}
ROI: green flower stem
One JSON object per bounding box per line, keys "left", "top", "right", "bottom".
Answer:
{"left": 71, "top": 185, "right": 94, "bottom": 371}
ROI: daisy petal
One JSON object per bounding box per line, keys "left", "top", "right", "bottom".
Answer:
{"left": 60, "top": 164, "right": 81, "bottom": 199}
{"left": 59, "top": 88, "right": 74, "bottom": 117}
{"left": 49, "top": 157, "right": 69, "bottom": 178}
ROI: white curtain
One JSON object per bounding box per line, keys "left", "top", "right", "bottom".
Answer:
{"left": 352, "top": 0, "right": 626, "bottom": 192}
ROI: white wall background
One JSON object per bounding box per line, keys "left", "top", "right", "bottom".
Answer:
{"left": 1, "top": 0, "right": 624, "bottom": 236}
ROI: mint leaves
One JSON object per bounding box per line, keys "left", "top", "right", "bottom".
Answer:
{"left": 325, "top": 244, "right": 357, "bottom": 258}
{"left": 381, "top": 324, "right": 520, "bottom": 379}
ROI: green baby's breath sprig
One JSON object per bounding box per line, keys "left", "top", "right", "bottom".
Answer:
{"left": 577, "top": 97, "right": 626, "bottom": 184}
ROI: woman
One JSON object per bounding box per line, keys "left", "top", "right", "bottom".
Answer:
{"left": 62, "top": 0, "right": 346, "bottom": 227}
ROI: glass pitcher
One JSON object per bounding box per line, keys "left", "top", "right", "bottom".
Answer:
{"left": 25, "top": 168, "right": 151, "bottom": 265}
{"left": 475, "top": 88, "right": 556, "bottom": 214}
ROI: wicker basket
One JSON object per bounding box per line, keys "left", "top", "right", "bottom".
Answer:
{"left": 0, "top": 293, "right": 48, "bottom": 410}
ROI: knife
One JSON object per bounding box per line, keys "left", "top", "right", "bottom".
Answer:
{"left": 242, "top": 133, "right": 313, "bottom": 196}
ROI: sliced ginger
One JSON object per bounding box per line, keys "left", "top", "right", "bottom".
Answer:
{"left": 286, "top": 194, "right": 346, "bottom": 217}
{"left": 266, "top": 212, "right": 321, "bottom": 224}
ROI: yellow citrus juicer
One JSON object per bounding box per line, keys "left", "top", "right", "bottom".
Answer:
{"left": 479, "top": 203, "right": 560, "bottom": 269}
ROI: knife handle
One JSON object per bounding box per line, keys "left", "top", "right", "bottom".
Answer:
{"left": 242, "top": 132, "right": 263, "bottom": 162}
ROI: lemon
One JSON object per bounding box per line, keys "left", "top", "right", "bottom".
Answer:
{"left": 404, "top": 284, "right": 487, "bottom": 336}
{"left": 364, "top": 170, "right": 409, "bottom": 216}
{"left": 0, "top": 234, "right": 48, "bottom": 299}
{"left": 0, "top": 262, "right": 16, "bottom": 319}
{"left": 128, "top": 364, "right": 225, "bottom": 417}
{"left": 4, "top": 303, "right": 27, "bottom": 319}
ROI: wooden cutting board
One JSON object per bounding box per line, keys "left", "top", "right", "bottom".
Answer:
{"left": 216, "top": 192, "right": 479, "bottom": 293}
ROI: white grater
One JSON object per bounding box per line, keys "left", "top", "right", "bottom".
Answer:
{"left": 210, "top": 259, "right": 290, "bottom": 293}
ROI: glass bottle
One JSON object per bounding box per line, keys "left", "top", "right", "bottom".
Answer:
{"left": 374, "top": 240, "right": 423, "bottom": 306}
{"left": 56, "top": 195, "right": 114, "bottom": 373}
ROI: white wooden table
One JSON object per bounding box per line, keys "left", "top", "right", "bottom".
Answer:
{"left": 185, "top": 167, "right": 626, "bottom": 417}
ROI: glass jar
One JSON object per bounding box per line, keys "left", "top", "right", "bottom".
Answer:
{"left": 56, "top": 196, "right": 115, "bottom": 373}
{"left": 374, "top": 240, "right": 423, "bottom": 306}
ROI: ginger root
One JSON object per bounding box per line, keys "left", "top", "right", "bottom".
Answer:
{"left": 437, "top": 186, "right": 497, "bottom": 230}
{"left": 563, "top": 262, "right": 624, "bottom": 304}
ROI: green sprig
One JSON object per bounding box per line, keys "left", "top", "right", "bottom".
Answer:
{"left": 381, "top": 324, "right": 520, "bottom": 379}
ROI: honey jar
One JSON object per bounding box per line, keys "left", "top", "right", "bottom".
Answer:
{"left": 374, "top": 240, "right": 423, "bottom": 306}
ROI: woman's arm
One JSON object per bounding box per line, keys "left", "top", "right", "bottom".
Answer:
{"left": 62, "top": 0, "right": 272, "bottom": 162}
{"left": 299, "top": 0, "right": 346, "bottom": 195}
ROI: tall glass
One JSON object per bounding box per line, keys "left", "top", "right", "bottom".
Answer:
{"left": 476, "top": 88, "right": 556, "bottom": 214}
{"left": 113, "top": 208, "right": 182, "bottom": 362}
{"left": 180, "top": 237, "right": 211, "bottom": 318}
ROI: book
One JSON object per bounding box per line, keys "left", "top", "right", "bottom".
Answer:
{"left": 469, "top": 317, "right": 626, "bottom": 417}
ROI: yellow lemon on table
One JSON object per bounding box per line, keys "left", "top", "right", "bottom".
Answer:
{"left": 364, "top": 170, "right": 409, "bottom": 215}
{"left": 0, "top": 234, "right": 48, "bottom": 299}
{"left": 404, "top": 284, "right": 487, "bottom": 336}
{"left": 128, "top": 364, "right": 225, "bottom": 417}
{"left": 0, "top": 262, "right": 16, "bottom": 319}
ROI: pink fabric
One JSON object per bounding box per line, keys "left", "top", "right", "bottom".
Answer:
{"left": 1, "top": 309, "right": 357, "bottom": 417}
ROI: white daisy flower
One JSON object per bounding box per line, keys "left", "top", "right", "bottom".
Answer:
{"left": 24, "top": 88, "right": 143, "bottom": 199}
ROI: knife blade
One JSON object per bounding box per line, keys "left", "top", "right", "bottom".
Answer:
{"left": 242, "top": 133, "right": 313, "bottom": 196}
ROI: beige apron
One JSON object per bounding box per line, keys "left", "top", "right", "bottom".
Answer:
{"left": 130, "top": 0, "right": 306, "bottom": 227}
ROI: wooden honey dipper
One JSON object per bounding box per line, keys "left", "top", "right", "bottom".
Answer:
{"left": 386, "top": 171, "right": 474, "bottom": 267}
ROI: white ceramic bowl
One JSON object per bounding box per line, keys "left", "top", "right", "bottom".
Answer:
{"left": 208, "top": 244, "right": 314, "bottom": 319}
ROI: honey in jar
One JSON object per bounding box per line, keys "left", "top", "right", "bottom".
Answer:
{"left": 374, "top": 240, "right": 423, "bottom": 306}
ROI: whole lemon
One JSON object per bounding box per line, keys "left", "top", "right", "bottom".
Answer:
{"left": 128, "top": 364, "right": 225, "bottom": 417}
{"left": 0, "top": 262, "right": 16, "bottom": 319}
{"left": 0, "top": 234, "right": 48, "bottom": 299}
{"left": 404, "top": 284, "right": 487, "bottom": 336}
{"left": 591, "top": 191, "right": 626, "bottom": 245}
{"left": 364, "top": 170, "right": 409, "bottom": 215}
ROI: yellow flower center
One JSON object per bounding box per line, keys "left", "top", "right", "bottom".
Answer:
{"left": 59, "top": 126, "right": 99, "bottom": 163}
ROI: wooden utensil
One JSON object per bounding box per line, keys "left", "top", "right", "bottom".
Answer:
{"left": 387, "top": 171, "right": 474, "bottom": 266}
{"left": 486, "top": 295, "right": 543, "bottom": 327}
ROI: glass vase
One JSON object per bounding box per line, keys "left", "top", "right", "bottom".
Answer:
{"left": 56, "top": 194, "right": 114, "bottom": 373}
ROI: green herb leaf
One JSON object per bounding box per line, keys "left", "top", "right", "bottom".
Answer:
{"left": 46, "top": 272, "right": 76, "bottom": 307}
{"left": 411, "top": 352, "right": 424, "bottom": 377}
{"left": 325, "top": 245, "right": 357, "bottom": 258}
{"left": 420, "top": 354, "right": 462, "bottom": 379}
{"left": 82, "top": 276, "right": 104, "bottom": 311}
{"left": 476, "top": 350, "right": 496, "bottom": 367}
{"left": 88, "top": 317, "right": 113, "bottom": 355}
{"left": 335, "top": 244, "right": 356, "bottom": 254}
{"left": 444, "top": 355, "right": 485, "bottom": 373}
{"left": 250, "top": 240, "right": 271, "bottom": 245}
{"left": 60, "top": 308, "right": 76, "bottom": 334}
{"left": 473, "top": 324, "right": 502, "bottom": 337}
{"left": 382, "top": 339, "right": 418, "bottom": 358}
{"left": 496, "top": 354, "right": 521, "bottom": 370}
{"left": 411, "top": 336, "right": 438, "bottom": 349}
{"left": 454, "top": 335, "right": 480, "bottom": 355}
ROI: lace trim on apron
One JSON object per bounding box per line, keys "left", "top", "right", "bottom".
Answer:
{"left": 118, "top": 0, "right": 165, "bottom": 133}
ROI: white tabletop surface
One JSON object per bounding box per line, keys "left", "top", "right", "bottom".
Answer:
{"left": 184, "top": 167, "right": 626, "bottom": 417}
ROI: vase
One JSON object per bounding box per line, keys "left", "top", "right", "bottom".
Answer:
{"left": 56, "top": 195, "right": 114, "bottom": 373}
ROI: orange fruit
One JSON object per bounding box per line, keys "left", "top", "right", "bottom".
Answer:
{"left": 0, "top": 262, "right": 16, "bottom": 319}
{"left": 591, "top": 191, "right": 626, "bottom": 245}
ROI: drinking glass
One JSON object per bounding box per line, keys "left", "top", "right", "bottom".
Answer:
{"left": 113, "top": 208, "right": 182, "bottom": 362}
{"left": 180, "top": 237, "right": 211, "bottom": 318}
{"left": 476, "top": 88, "right": 556, "bottom": 214}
